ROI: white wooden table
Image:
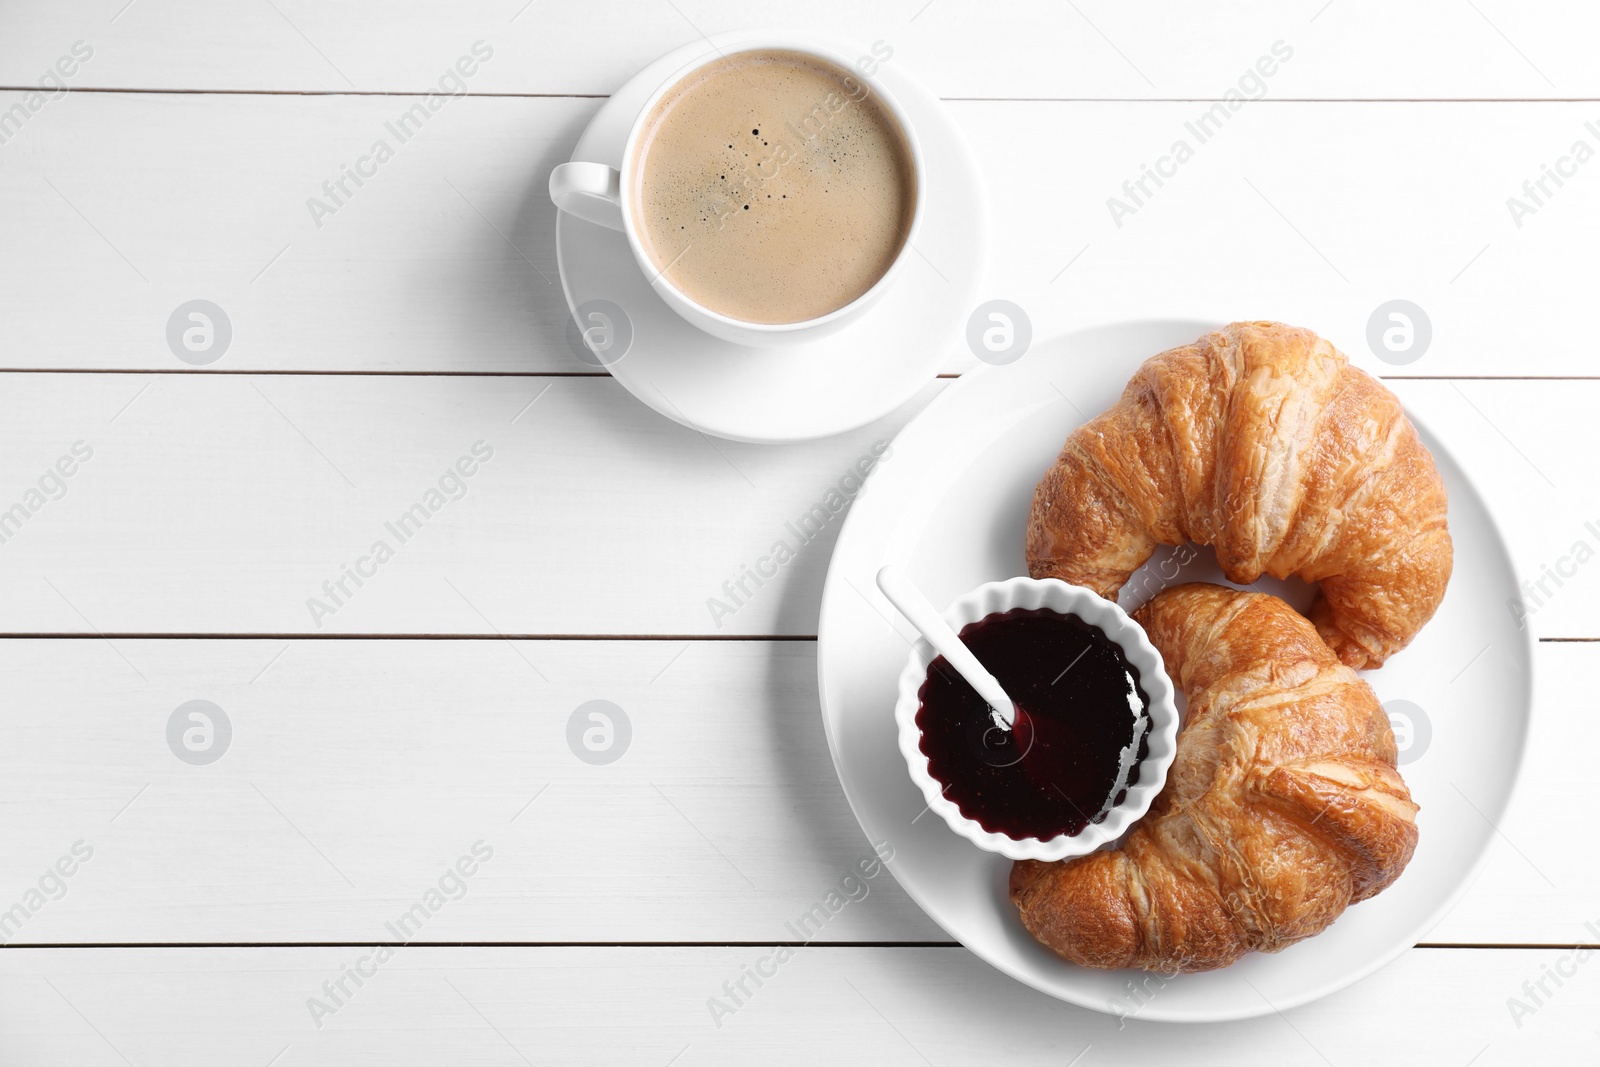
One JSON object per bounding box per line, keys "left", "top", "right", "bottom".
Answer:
{"left": 2, "top": 2, "right": 1597, "bottom": 1062}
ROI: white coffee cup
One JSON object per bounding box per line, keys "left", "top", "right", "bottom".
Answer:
{"left": 549, "top": 36, "right": 926, "bottom": 348}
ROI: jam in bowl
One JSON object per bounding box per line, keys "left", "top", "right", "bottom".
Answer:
{"left": 892, "top": 576, "right": 1179, "bottom": 862}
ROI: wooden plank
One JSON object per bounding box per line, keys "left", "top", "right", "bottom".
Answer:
{"left": 0, "top": 636, "right": 1587, "bottom": 945}
{"left": 0, "top": 372, "right": 935, "bottom": 636}
{"left": 0, "top": 945, "right": 1594, "bottom": 1064}
{"left": 0, "top": 639, "right": 942, "bottom": 945}
{"left": 0, "top": 0, "right": 1592, "bottom": 99}
{"left": 0, "top": 374, "right": 1592, "bottom": 638}
{"left": 3, "top": 94, "right": 1599, "bottom": 376}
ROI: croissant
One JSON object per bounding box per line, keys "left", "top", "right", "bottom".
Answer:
{"left": 1026, "top": 321, "right": 1451, "bottom": 669}
{"left": 1010, "top": 583, "right": 1419, "bottom": 973}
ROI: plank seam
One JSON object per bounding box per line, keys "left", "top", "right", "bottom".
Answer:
{"left": 0, "top": 633, "right": 817, "bottom": 641}
{"left": 0, "top": 635, "right": 1586, "bottom": 642}
{"left": 0, "top": 941, "right": 1579, "bottom": 950}
{"left": 5, "top": 87, "right": 1600, "bottom": 103}
{"left": 0, "top": 370, "right": 1591, "bottom": 382}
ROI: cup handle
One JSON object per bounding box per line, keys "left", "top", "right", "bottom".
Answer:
{"left": 549, "top": 161, "right": 625, "bottom": 231}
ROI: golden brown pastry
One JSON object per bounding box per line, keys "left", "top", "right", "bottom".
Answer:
{"left": 1026, "top": 321, "right": 1451, "bottom": 669}
{"left": 1011, "top": 583, "right": 1419, "bottom": 973}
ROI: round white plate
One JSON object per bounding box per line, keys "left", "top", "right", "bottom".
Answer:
{"left": 554, "top": 32, "right": 987, "bottom": 443}
{"left": 817, "top": 319, "right": 1533, "bottom": 1022}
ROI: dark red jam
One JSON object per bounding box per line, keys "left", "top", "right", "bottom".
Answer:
{"left": 915, "top": 607, "right": 1150, "bottom": 841}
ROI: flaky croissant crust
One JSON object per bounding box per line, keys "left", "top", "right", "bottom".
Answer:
{"left": 1011, "top": 584, "right": 1419, "bottom": 973}
{"left": 1026, "top": 321, "right": 1452, "bottom": 669}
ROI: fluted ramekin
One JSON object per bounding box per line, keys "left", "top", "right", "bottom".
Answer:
{"left": 893, "top": 576, "right": 1179, "bottom": 861}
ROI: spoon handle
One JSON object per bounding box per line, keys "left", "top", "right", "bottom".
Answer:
{"left": 876, "top": 565, "right": 1017, "bottom": 729}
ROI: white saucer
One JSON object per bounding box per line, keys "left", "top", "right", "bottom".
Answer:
{"left": 554, "top": 32, "right": 987, "bottom": 443}
{"left": 818, "top": 320, "right": 1533, "bottom": 1021}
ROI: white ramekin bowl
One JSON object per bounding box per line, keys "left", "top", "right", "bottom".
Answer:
{"left": 893, "top": 576, "right": 1179, "bottom": 862}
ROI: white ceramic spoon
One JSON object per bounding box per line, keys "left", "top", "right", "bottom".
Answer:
{"left": 875, "top": 565, "right": 1018, "bottom": 730}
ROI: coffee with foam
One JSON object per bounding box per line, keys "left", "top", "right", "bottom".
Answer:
{"left": 632, "top": 49, "right": 918, "bottom": 325}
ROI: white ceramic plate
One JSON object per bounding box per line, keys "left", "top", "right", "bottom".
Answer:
{"left": 555, "top": 31, "right": 987, "bottom": 443}
{"left": 817, "top": 319, "right": 1533, "bottom": 1022}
